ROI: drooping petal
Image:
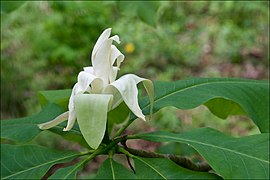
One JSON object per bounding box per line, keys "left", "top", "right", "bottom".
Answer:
{"left": 74, "top": 94, "right": 113, "bottom": 149}
{"left": 38, "top": 111, "right": 69, "bottom": 130}
{"left": 92, "top": 28, "right": 112, "bottom": 61}
{"left": 105, "top": 74, "right": 154, "bottom": 121}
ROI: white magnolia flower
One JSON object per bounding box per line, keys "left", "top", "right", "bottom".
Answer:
{"left": 38, "top": 28, "right": 153, "bottom": 149}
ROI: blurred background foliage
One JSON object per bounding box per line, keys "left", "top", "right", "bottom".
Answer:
{"left": 1, "top": 0, "right": 269, "bottom": 160}
{"left": 1, "top": 1, "right": 268, "bottom": 177}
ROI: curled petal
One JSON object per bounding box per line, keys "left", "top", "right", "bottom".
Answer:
{"left": 38, "top": 111, "right": 68, "bottom": 130}
{"left": 105, "top": 74, "right": 154, "bottom": 121}
{"left": 110, "top": 35, "right": 120, "bottom": 44}
{"left": 110, "top": 45, "right": 125, "bottom": 68}
{"left": 77, "top": 71, "right": 103, "bottom": 94}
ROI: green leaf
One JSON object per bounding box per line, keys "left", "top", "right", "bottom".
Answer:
{"left": 1, "top": 144, "right": 81, "bottom": 179}
{"left": 134, "top": 157, "right": 221, "bottom": 179}
{"left": 205, "top": 97, "right": 246, "bottom": 119}
{"left": 1, "top": 104, "right": 64, "bottom": 143}
{"left": 38, "top": 89, "right": 71, "bottom": 109}
{"left": 74, "top": 94, "right": 113, "bottom": 149}
{"left": 107, "top": 102, "right": 130, "bottom": 135}
{"left": 136, "top": 78, "right": 269, "bottom": 133}
{"left": 48, "top": 160, "right": 84, "bottom": 179}
{"left": 95, "top": 158, "right": 136, "bottom": 179}
{"left": 1, "top": 103, "right": 88, "bottom": 148}
{"left": 130, "top": 127, "right": 270, "bottom": 179}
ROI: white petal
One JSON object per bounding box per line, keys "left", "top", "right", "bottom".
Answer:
{"left": 105, "top": 74, "right": 154, "bottom": 120}
{"left": 109, "top": 66, "right": 119, "bottom": 84}
{"left": 64, "top": 72, "right": 103, "bottom": 131}
{"left": 77, "top": 71, "right": 103, "bottom": 93}
{"left": 92, "top": 39, "right": 113, "bottom": 86}
{"left": 83, "top": 66, "right": 94, "bottom": 75}
{"left": 91, "top": 28, "right": 111, "bottom": 61}
{"left": 110, "top": 45, "right": 125, "bottom": 68}
{"left": 64, "top": 109, "right": 76, "bottom": 131}
{"left": 38, "top": 111, "right": 69, "bottom": 130}
{"left": 110, "top": 35, "right": 120, "bottom": 44}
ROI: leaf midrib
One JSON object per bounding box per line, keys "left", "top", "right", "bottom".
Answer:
{"left": 140, "top": 134, "right": 269, "bottom": 164}
{"left": 2, "top": 153, "right": 80, "bottom": 179}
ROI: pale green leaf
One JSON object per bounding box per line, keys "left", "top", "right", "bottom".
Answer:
{"left": 1, "top": 144, "right": 81, "bottom": 179}
{"left": 75, "top": 94, "right": 113, "bottom": 149}
{"left": 134, "top": 157, "right": 221, "bottom": 179}
{"left": 95, "top": 158, "right": 136, "bottom": 179}
{"left": 130, "top": 127, "right": 270, "bottom": 179}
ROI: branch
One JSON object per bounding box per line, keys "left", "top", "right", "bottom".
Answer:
{"left": 124, "top": 147, "right": 212, "bottom": 172}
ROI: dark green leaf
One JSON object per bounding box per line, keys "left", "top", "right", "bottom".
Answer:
{"left": 1, "top": 104, "right": 64, "bottom": 143}
{"left": 108, "top": 102, "right": 130, "bottom": 135}
{"left": 136, "top": 78, "right": 269, "bottom": 133}
{"left": 1, "top": 144, "right": 81, "bottom": 179}
{"left": 134, "top": 157, "right": 221, "bottom": 179}
{"left": 0, "top": 103, "right": 87, "bottom": 147}
{"left": 38, "top": 89, "right": 71, "bottom": 109}
{"left": 131, "top": 127, "right": 270, "bottom": 179}
{"left": 95, "top": 158, "right": 136, "bottom": 179}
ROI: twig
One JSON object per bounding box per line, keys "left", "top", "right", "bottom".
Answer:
{"left": 125, "top": 147, "right": 212, "bottom": 172}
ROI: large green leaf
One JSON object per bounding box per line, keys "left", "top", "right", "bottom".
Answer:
{"left": 136, "top": 78, "right": 269, "bottom": 133}
{"left": 130, "top": 127, "right": 270, "bottom": 179}
{"left": 134, "top": 157, "right": 221, "bottom": 179}
{"left": 38, "top": 89, "right": 71, "bottom": 109}
{"left": 1, "top": 104, "right": 64, "bottom": 143}
{"left": 1, "top": 144, "right": 81, "bottom": 179}
{"left": 95, "top": 158, "right": 137, "bottom": 179}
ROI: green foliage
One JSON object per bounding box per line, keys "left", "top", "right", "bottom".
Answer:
{"left": 1, "top": 1, "right": 269, "bottom": 179}
{"left": 137, "top": 78, "right": 269, "bottom": 133}
{"left": 1, "top": 144, "right": 81, "bottom": 179}
{"left": 38, "top": 89, "right": 71, "bottom": 109}
{"left": 1, "top": 104, "right": 64, "bottom": 143}
{"left": 130, "top": 128, "right": 269, "bottom": 179}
